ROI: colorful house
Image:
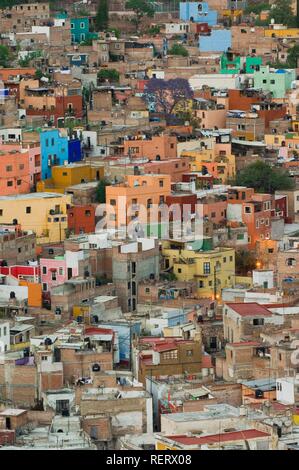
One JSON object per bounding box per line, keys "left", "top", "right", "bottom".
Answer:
{"left": 105, "top": 174, "right": 172, "bottom": 230}
{"left": 70, "top": 17, "right": 98, "bottom": 43}
{"left": 40, "top": 250, "right": 88, "bottom": 293}
{"left": 253, "top": 66, "right": 296, "bottom": 99}
{"left": 162, "top": 238, "right": 235, "bottom": 299}
{"left": 220, "top": 53, "right": 262, "bottom": 74}
{"left": 37, "top": 162, "right": 104, "bottom": 193}
{"left": 180, "top": 2, "right": 217, "bottom": 26}
{"left": 40, "top": 129, "right": 82, "bottom": 180}
{"left": 227, "top": 187, "right": 273, "bottom": 249}
{"left": 199, "top": 29, "right": 232, "bottom": 52}
{"left": 0, "top": 192, "right": 72, "bottom": 244}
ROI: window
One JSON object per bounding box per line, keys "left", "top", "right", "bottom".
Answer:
{"left": 287, "top": 258, "right": 296, "bottom": 266}
{"left": 270, "top": 80, "right": 275, "bottom": 85}
{"left": 85, "top": 210, "right": 91, "bottom": 217}
{"left": 80, "top": 22, "right": 85, "bottom": 29}
{"left": 52, "top": 272, "right": 57, "bottom": 281}
{"left": 186, "top": 350, "right": 193, "bottom": 357}
{"left": 0, "top": 210, "right": 3, "bottom": 216}
{"left": 110, "top": 199, "right": 116, "bottom": 206}
{"left": 19, "top": 164, "right": 24, "bottom": 170}
{"left": 26, "top": 206, "right": 31, "bottom": 214}
{"left": 244, "top": 206, "right": 252, "bottom": 214}
{"left": 199, "top": 280, "right": 204, "bottom": 288}
{"left": 71, "top": 23, "right": 74, "bottom": 29}
{"left": 17, "top": 180, "right": 21, "bottom": 186}
{"left": 41, "top": 356, "right": 48, "bottom": 361}
{"left": 163, "top": 350, "right": 178, "bottom": 360}
{"left": 7, "top": 181, "right": 13, "bottom": 187}
{"left": 42, "top": 266, "right": 47, "bottom": 274}
{"left": 145, "top": 287, "right": 150, "bottom": 293}
{"left": 203, "top": 262, "right": 210, "bottom": 274}
{"left": 159, "top": 180, "right": 164, "bottom": 187}
{"left": 59, "top": 267, "right": 64, "bottom": 276}
{"left": 6, "top": 165, "right": 12, "bottom": 172}
{"left": 263, "top": 79, "right": 267, "bottom": 84}
{"left": 223, "top": 257, "right": 226, "bottom": 263}
{"left": 42, "top": 283, "right": 48, "bottom": 291}
{"left": 253, "top": 318, "right": 264, "bottom": 326}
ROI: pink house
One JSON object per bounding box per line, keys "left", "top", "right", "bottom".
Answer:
{"left": 40, "top": 250, "right": 88, "bottom": 292}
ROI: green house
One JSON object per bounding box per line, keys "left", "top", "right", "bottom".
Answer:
{"left": 70, "top": 17, "right": 98, "bottom": 44}
{"left": 253, "top": 65, "right": 296, "bottom": 99}
{"left": 221, "top": 53, "right": 262, "bottom": 74}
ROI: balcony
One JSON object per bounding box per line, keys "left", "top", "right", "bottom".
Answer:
{"left": 10, "top": 341, "right": 30, "bottom": 352}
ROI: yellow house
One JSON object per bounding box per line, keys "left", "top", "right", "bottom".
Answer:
{"left": 162, "top": 238, "right": 235, "bottom": 299}
{"left": 37, "top": 163, "right": 104, "bottom": 193}
{"left": 181, "top": 146, "right": 235, "bottom": 184}
{"left": 265, "top": 132, "right": 299, "bottom": 152}
{"left": 0, "top": 192, "right": 72, "bottom": 244}
{"left": 264, "top": 28, "right": 299, "bottom": 39}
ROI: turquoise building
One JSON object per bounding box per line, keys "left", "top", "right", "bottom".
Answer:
{"left": 253, "top": 66, "right": 296, "bottom": 99}
{"left": 70, "top": 17, "right": 97, "bottom": 43}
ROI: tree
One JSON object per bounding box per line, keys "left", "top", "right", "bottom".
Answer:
{"left": 144, "top": 78, "right": 194, "bottom": 116}
{"left": 286, "top": 44, "right": 299, "bottom": 68}
{"left": 235, "top": 160, "right": 295, "bottom": 193}
{"left": 125, "top": 0, "right": 155, "bottom": 31}
{"left": 97, "top": 68, "right": 120, "bottom": 83}
{"left": 270, "top": 0, "right": 297, "bottom": 27}
{"left": 95, "top": 0, "right": 109, "bottom": 31}
{"left": 169, "top": 43, "right": 189, "bottom": 57}
{"left": 235, "top": 250, "right": 257, "bottom": 275}
{"left": 0, "top": 45, "right": 10, "bottom": 67}
{"left": 96, "top": 178, "right": 110, "bottom": 203}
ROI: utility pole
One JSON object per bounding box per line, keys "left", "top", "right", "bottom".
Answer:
{"left": 214, "top": 265, "right": 217, "bottom": 300}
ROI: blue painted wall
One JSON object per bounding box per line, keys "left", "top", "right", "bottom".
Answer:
{"left": 199, "top": 29, "right": 232, "bottom": 52}
{"left": 101, "top": 322, "right": 141, "bottom": 363}
{"left": 40, "top": 129, "right": 83, "bottom": 179}
{"left": 180, "top": 2, "right": 217, "bottom": 26}
{"left": 40, "top": 129, "right": 68, "bottom": 180}
{"left": 68, "top": 139, "right": 82, "bottom": 163}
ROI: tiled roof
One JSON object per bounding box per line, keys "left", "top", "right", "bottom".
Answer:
{"left": 164, "top": 429, "right": 270, "bottom": 446}
{"left": 225, "top": 303, "right": 273, "bottom": 317}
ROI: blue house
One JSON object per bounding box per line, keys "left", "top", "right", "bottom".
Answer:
{"left": 199, "top": 29, "right": 232, "bottom": 52}
{"left": 101, "top": 321, "right": 141, "bottom": 364}
{"left": 40, "top": 129, "right": 82, "bottom": 180}
{"left": 70, "top": 17, "right": 98, "bottom": 44}
{"left": 180, "top": 2, "right": 217, "bottom": 26}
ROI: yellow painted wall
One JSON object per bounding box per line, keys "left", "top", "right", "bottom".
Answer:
{"left": 0, "top": 193, "right": 72, "bottom": 244}
{"left": 264, "top": 28, "right": 299, "bottom": 38}
{"left": 162, "top": 242, "right": 235, "bottom": 298}
{"left": 37, "top": 164, "right": 104, "bottom": 192}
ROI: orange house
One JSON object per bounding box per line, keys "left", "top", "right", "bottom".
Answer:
{"left": 227, "top": 187, "right": 273, "bottom": 249}
{"left": 123, "top": 135, "right": 177, "bottom": 161}
{"left": 0, "top": 147, "right": 30, "bottom": 195}
{"left": 19, "top": 281, "right": 42, "bottom": 308}
{"left": 105, "top": 174, "right": 172, "bottom": 228}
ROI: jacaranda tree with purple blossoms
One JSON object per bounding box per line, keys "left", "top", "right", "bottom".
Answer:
{"left": 144, "top": 78, "right": 194, "bottom": 117}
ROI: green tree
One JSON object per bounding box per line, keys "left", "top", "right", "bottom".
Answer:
{"left": 96, "top": 178, "right": 110, "bottom": 203}
{"left": 125, "top": 0, "right": 155, "bottom": 32}
{"left": 286, "top": 44, "right": 299, "bottom": 68}
{"left": 168, "top": 43, "right": 189, "bottom": 57}
{"left": 0, "top": 45, "right": 10, "bottom": 67}
{"left": 97, "top": 68, "right": 120, "bottom": 83}
{"left": 95, "top": 0, "right": 109, "bottom": 31}
{"left": 235, "top": 160, "right": 295, "bottom": 193}
{"left": 235, "top": 250, "right": 257, "bottom": 276}
{"left": 244, "top": 2, "right": 269, "bottom": 15}
{"left": 270, "top": 0, "right": 297, "bottom": 27}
